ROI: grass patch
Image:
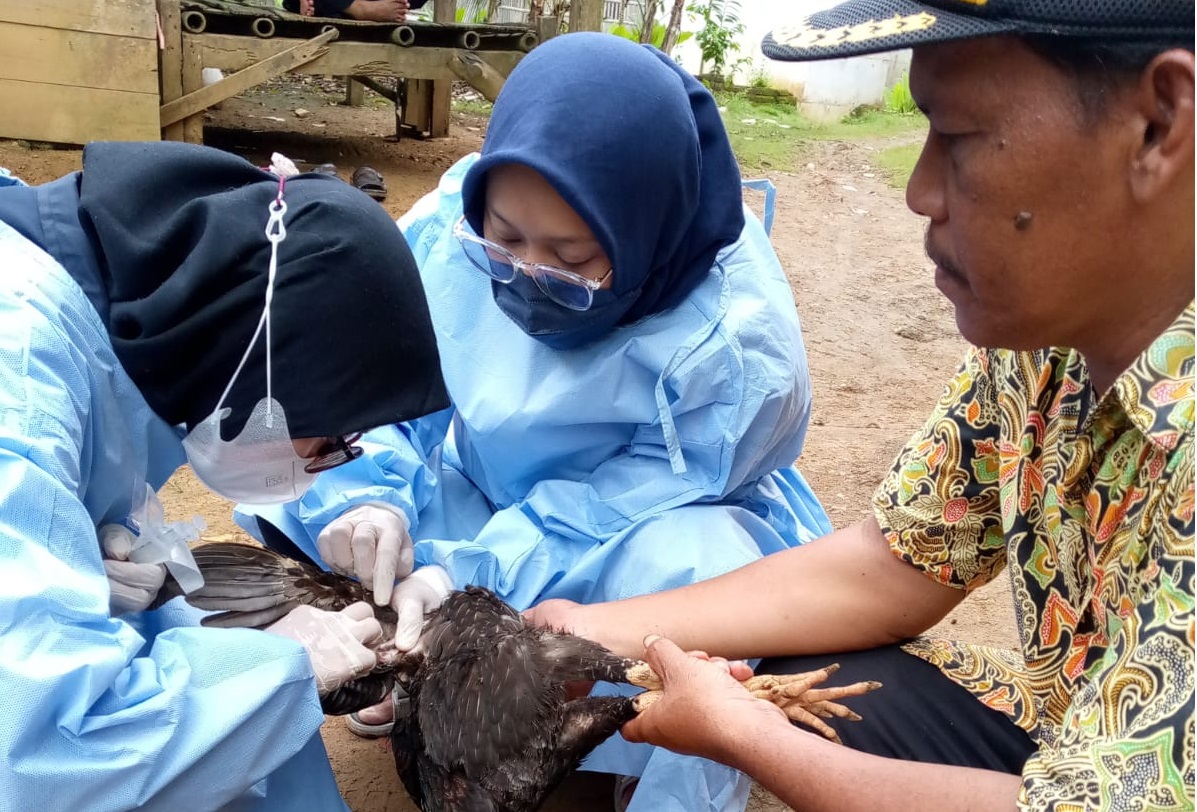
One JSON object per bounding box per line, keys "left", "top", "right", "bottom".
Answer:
{"left": 453, "top": 98, "right": 494, "bottom": 117}
{"left": 818, "top": 107, "right": 926, "bottom": 141}
{"left": 714, "top": 92, "right": 926, "bottom": 172}
{"left": 717, "top": 93, "right": 808, "bottom": 172}
{"left": 875, "top": 142, "right": 923, "bottom": 189}
{"left": 444, "top": 90, "right": 926, "bottom": 176}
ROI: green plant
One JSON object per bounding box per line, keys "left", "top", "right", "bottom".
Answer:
{"left": 453, "top": 97, "right": 495, "bottom": 117}
{"left": 687, "top": 0, "right": 744, "bottom": 81}
{"left": 609, "top": 23, "right": 691, "bottom": 51}
{"left": 454, "top": 0, "right": 490, "bottom": 24}
{"left": 884, "top": 73, "right": 919, "bottom": 115}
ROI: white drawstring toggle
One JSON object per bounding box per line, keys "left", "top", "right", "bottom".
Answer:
{"left": 266, "top": 198, "right": 288, "bottom": 244}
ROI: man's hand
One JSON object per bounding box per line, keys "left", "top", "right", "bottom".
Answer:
{"left": 317, "top": 503, "right": 414, "bottom": 606}
{"left": 390, "top": 565, "right": 453, "bottom": 651}
{"left": 622, "top": 635, "right": 787, "bottom": 762}
{"left": 100, "top": 524, "right": 167, "bottom": 615}
{"left": 265, "top": 602, "right": 383, "bottom": 694}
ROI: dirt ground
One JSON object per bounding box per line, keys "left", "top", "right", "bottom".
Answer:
{"left": 0, "top": 78, "right": 1018, "bottom": 812}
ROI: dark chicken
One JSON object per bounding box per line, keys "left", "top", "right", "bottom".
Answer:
{"left": 166, "top": 543, "right": 880, "bottom": 812}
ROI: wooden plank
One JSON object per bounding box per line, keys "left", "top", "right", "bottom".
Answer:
{"left": 0, "top": 78, "right": 159, "bottom": 143}
{"left": 159, "top": 0, "right": 186, "bottom": 141}
{"left": 162, "top": 28, "right": 338, "bottom": 127}
{"left": 352, "top": 75, "right": 397, "bottom": 102}
{"left": 0, "top": 0, "right": 156, "bottom": 40}
{"left": 0, "top": 22, "right": 159, "bottom": 95}
{"left": 199, "top": 34, "right": 523, "bottom": 79}
{"left": 403, "top": 78, "right": 433, "bottom": 134}
{"left": 181, "top": 34, "right": 204, "bottom": 143}
{"left": 429, "top": 77, "right": 451, "bottom": 137}
{"left": 448, "top": 51, "right": 505, "bottom": 102}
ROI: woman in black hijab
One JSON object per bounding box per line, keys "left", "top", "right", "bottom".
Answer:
{"left": 0, "top": 141, "right": 446, "bottom": 811}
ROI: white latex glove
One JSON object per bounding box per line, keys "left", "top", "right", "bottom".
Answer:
{"left": 265, "top": 602, "right": 383, "bottom": 694}
{"left": 391, "top": 565, "right": 453, "bottom": 651}
{"left": 100, "top": 524, "right": 167, "bottom": 615}
{"left": 317, "top": 502, "right": 414, "bottom": 607}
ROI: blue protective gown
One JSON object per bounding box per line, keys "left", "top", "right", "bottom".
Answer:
{"left": 0, "top": 176, "right": 347, "bottom": 811}
{"left": 239, "top": 154, "right": 832, "bottom": 812}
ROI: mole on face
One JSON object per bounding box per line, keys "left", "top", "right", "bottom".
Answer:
{"left": 1014, "top": 211, "right": 1033, "bottom": 231}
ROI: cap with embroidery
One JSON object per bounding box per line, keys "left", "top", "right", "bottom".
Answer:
{"left": 762, "top": 0, "right": 1195, "bottom": 61}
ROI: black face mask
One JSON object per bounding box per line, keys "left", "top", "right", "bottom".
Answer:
{"left": 491, "top": 273, "right": 641, "bottom": 351}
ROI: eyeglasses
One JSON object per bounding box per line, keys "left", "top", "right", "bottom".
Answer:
{"left": 303, "top": 432, "right": 364, "bottom": 474}
{"left": 453, "top": 216, "right": 613, "bottom": 311}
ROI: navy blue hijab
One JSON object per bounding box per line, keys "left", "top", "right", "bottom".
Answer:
{"left": 461, "top": 33, "right": 744, "bottom": 348}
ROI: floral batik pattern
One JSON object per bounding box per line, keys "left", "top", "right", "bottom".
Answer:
{"left": 875, "top": 303, "right": 1194, "bottom": 811}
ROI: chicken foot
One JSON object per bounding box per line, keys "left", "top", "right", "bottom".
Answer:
{"left": 627, "top": 662, "right": 882, "bottom": 745}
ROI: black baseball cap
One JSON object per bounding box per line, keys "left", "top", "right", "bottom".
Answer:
{"left": 762, "top": 0, "right": 1195, "bottom": 61}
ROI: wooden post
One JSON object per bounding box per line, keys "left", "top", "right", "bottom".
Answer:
{"left": 571, "top": 0, "right": 604, "bottom": 32}
{"left": 428, "top": 0, "right": 454, "bottom": 137}
{"left": 344, "top": 77, "right": 365, "bottom": 106}
{"left": 158, "top": 0, "right": 185, "bottom": 141}
{"left": 537, "top": 14, "right": 558, "bottom": 42}
{"left": 180, "top": 34, "right": 204, "bottom": 143}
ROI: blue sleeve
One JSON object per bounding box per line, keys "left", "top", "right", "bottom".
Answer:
{"left": 0, "top": 271, "right": 327, "bottom": 810}
{"left": 418, "top": 215, "right": 815, "bottom": 607}
{"left": 283, "top": 408, "right": 453, "bottom": 543}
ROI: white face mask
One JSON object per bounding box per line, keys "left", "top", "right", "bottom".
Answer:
{"left": 183, "top": 398, "right": 317, "bottom": 504}
{"left": 182, "top": 189, "right": 317, "bottom": 505}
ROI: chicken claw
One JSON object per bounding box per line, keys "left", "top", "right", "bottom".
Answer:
{"left": 628, "top": 662, "right": 881, "bottom": 744}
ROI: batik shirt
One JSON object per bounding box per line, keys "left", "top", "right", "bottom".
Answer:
{"left": 875, "top": 303, "right": 1194, "bottom": 811}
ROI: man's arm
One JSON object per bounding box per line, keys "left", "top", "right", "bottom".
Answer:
{"left": 624, "top": 636, "right": 1022, "bottom": 812}
{"left": 739, "top": 729, "right": 1021, "bottom": 812}
{"left": 530, "top": 516, "right": 964, "bottom": 660}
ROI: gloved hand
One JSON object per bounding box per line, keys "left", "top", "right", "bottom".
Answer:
{"left": 100, "top": 524, "right": 167, "bottom": 615}
{"left": 391, "top": 565, "right": 453, "bottom": 651}
{"left": 265, "top": 602, "right": 383, "bottom": 694}
{"left": 317, "top": 503, "right": 414, "bottom": 607}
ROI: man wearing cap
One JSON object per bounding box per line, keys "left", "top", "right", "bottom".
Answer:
{"left": 524, "top": 2, "right": 1194, "bottom": 809}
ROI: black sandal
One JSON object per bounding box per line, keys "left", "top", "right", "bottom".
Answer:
{"left": 351, "top": 165, "right": 388, "bottom": 201}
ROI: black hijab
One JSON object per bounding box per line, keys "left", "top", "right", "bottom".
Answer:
{"left": 77, "top": 141, "right": 448, "bottom": 439}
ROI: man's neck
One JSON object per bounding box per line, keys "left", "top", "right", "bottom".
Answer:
{"left": 1081, "top": 295, "right": 1192, "bottom": 396}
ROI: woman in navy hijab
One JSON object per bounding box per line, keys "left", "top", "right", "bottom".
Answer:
{"left": 241, "top": 32, "right": 832, "bottom": 812}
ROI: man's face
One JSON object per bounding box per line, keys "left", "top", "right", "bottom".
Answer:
{"left": 907, "top": 37, "right": 1139, "bottom": 351}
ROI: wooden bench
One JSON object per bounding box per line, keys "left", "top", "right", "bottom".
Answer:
{"left": 0, "top": 0, "right": 540, "bottom": 146}
{"left": 159, "top": 0, "right": 541, "bottom": 143}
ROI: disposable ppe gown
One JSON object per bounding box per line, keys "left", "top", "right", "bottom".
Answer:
{"left": 0, "top": 179, "right": 346, "bottom": 811}
{"left": 240, "top": 155, "right": 832, "bottom": 812}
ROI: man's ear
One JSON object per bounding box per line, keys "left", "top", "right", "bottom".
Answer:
{"left": 1129, "top": 48, "right": 1195, "bottom": 203}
